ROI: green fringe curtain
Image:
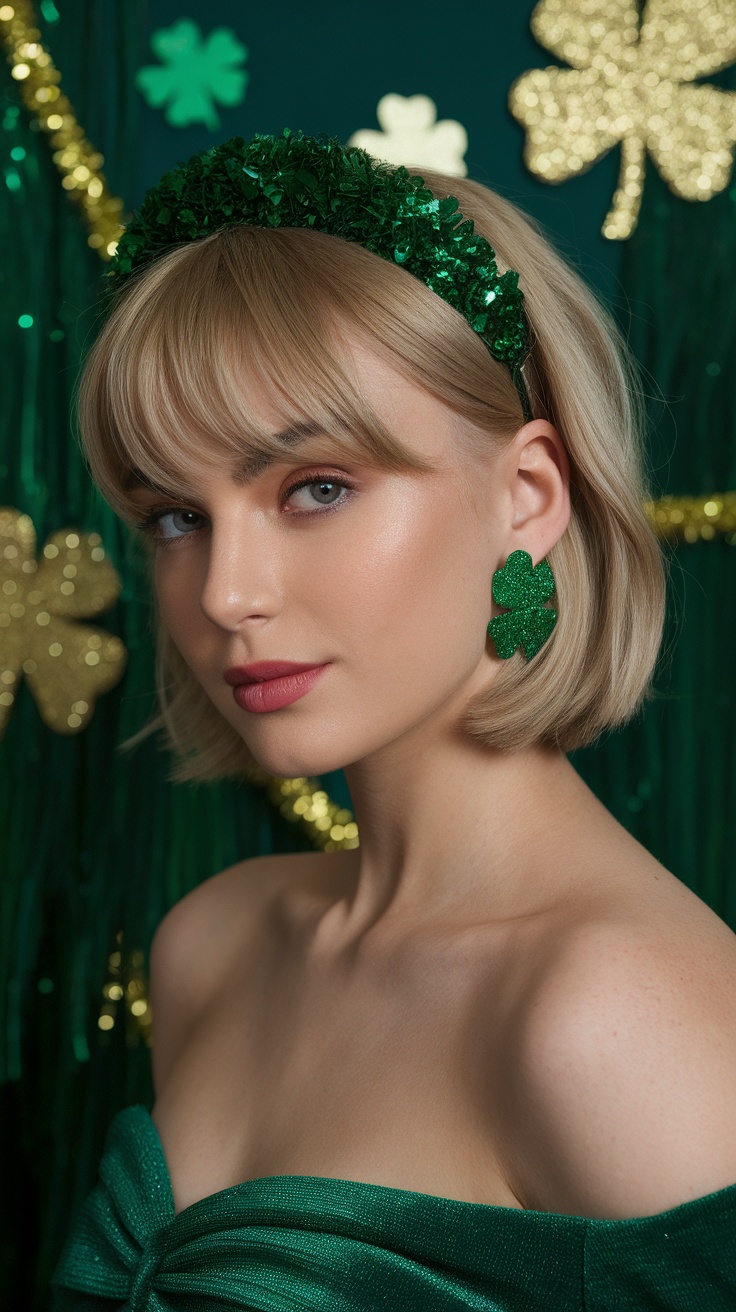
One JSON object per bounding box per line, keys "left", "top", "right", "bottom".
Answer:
{"left": 2, "top": 7, "right": 736, "bottom": 1310}
{"left": 571, "top": 125, "right": 736, "bottom": 926}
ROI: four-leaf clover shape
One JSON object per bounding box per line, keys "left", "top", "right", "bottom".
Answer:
{"left": 135, "top": 19, "right": 249, "bottom": 131}
{"left": 487, "top": 549, "right": 557, "bottom": 661}
{"left": 0, "top": 507, "right": 126, "bottom": 738}
{"left": 509, "top": 0, "right": 736, "bottom": 239}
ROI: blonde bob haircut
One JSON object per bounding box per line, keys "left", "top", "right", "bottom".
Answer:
{"left": 77, "top": 169, "right": 666, "bottom": 782}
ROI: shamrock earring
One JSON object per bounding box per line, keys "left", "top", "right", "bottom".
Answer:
{"left": 487, "top": 549, "right": 557, "bottom": 661}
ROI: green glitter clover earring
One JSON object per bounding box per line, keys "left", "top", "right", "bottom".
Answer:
{"left": 487, "top": 549, "right": 557, "bottom": 661}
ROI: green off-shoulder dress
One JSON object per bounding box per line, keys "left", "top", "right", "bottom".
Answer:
{"left": 51, "top": 1104, "right": 736, "bottom": 1311}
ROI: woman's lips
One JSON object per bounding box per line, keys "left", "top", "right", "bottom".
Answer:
{"left": 224, "top": 661, "right": 324, "bottom": 684}
{"left": 229, "top": 664, "right": 330, "bottom": 713}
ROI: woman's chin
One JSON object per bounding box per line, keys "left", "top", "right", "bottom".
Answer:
{"left": 243, "top": 735, "right": 351, "bottom": 782}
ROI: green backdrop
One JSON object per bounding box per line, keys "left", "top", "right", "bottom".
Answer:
{"left": 2, "top": 2, "right": 735, "bottom": 1307}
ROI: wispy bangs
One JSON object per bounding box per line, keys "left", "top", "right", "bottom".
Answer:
{"left": 77, "top": 226, "right": 434, "bottom": 521}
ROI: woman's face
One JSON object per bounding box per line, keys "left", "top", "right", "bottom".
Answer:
{"left": 130, "top": 339, "right": 533, "bottom": 778}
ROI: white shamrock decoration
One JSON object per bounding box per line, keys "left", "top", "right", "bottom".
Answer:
{"left": 348, "top": 94, "right": 468, "bottom": 176}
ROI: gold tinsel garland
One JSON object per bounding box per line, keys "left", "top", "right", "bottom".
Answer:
{"left": 247, "top": 768, "right": 360, "bottom": 852}
{"left": 0, "top": 0, "right": 124, "bottom": 256}
{"left": 645, "top": 492, "right": 736, "bottom": 543}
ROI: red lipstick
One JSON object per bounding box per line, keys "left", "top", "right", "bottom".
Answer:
{"left": 224, "top": 661, "right": 330, "bottom": 713}
{"left": 224, "top": 661, "right": 325, "bottom": 685}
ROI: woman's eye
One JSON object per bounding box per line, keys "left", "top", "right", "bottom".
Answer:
{"left": 155, "top": 509, "right": 204, "bottom": 539}
{"left": 285, "top": 479, "right": 351, "bottom": 511}
{"left": 139, "top": 477, "right": 353, "bottom": 540}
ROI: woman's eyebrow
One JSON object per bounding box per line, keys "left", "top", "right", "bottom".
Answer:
{"left": 123, "top": 422, "right": 331, "bottom": 494}
{"left": 231, "top": 421, "right": 328, "bottom": 484}
{"left": 124, "top": 469, "right": 178, "bottom": 495}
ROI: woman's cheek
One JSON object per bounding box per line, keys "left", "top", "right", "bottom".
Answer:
{"left": 155, "top": 555, "right": 211, "bottom": 652}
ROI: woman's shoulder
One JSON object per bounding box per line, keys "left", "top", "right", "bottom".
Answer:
{"left": 150, "top": 846, "right": 346, "bottom": 957}
{"left": 151, "top": 852, "right": 298, "bottom": 970}
{"left": 147, "top": 850, "right": 339, "bottom": 1093}
{"left": 499, "top": 859, "right": 736, "bottom": 1221}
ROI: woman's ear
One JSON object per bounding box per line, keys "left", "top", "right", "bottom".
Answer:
{"left": 505, "top": 419, "right": 571, "bottom": 560}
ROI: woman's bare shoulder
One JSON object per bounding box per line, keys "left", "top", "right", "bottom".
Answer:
{"left": 499, "top": 859, "right": 736, "bottom": 1219}
{"left": 148, "top": 849, "right": 337, "bottom": 1094}
{"left": 149, "top": 848, "right": 345, "bottom": 982}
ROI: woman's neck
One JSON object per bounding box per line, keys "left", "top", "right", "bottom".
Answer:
{"left": 330, "top": 716, "right": 595, "bottom": 946}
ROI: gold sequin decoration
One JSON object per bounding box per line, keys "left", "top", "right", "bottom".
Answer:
{"left": 0, "top": 507, "right": 127, "bottom": 737}
{"left": 509, "top": 0, "right": 736, "bottom": 240}
{"left": 645, "top": 490, "right": 736, "bottom": 543}
{"left": 0, "top": 0, "right": 124, "bottom": 257}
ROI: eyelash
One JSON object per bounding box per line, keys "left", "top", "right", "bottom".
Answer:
{"left": 135, "top": 471, "right": 357, "bottom": 547}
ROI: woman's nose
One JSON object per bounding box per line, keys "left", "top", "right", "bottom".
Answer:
{"left": 198, "top": 522, "right": 281, "bottom": 630}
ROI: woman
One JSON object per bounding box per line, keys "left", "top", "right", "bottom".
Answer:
{"left": 52, "top": 132, "right": 736, "bottom": 1309}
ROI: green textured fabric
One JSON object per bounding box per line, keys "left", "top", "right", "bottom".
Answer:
{"left": 50, "top": 1105, "right": 736, "bottom": 1311}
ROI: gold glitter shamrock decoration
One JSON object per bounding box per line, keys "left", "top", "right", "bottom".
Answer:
{"left": 509, "top": 0, "right": 736, "bottom": 239}
{"left": 134, "top": 19, "right": 249, "bottom": 131}
{"left": 487, "top": 549, "right": 557, "bottom": 661}
{"left": 0, "top": 508, "right": 127, "bottom": 738}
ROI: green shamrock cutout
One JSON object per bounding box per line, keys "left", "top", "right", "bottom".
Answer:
{"left": 135, "top": 20, "right": 249, "bottom": 131}
{"left": 487, "top": 549, "right": 557, "bottom": 660}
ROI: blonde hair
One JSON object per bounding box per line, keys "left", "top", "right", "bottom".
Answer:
{"left": 76, "top": 170, "right": 666, "bottom": 781}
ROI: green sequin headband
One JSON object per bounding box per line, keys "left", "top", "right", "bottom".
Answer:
{"left": 106, "top": 129, "right": 533, "bottom": 421}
